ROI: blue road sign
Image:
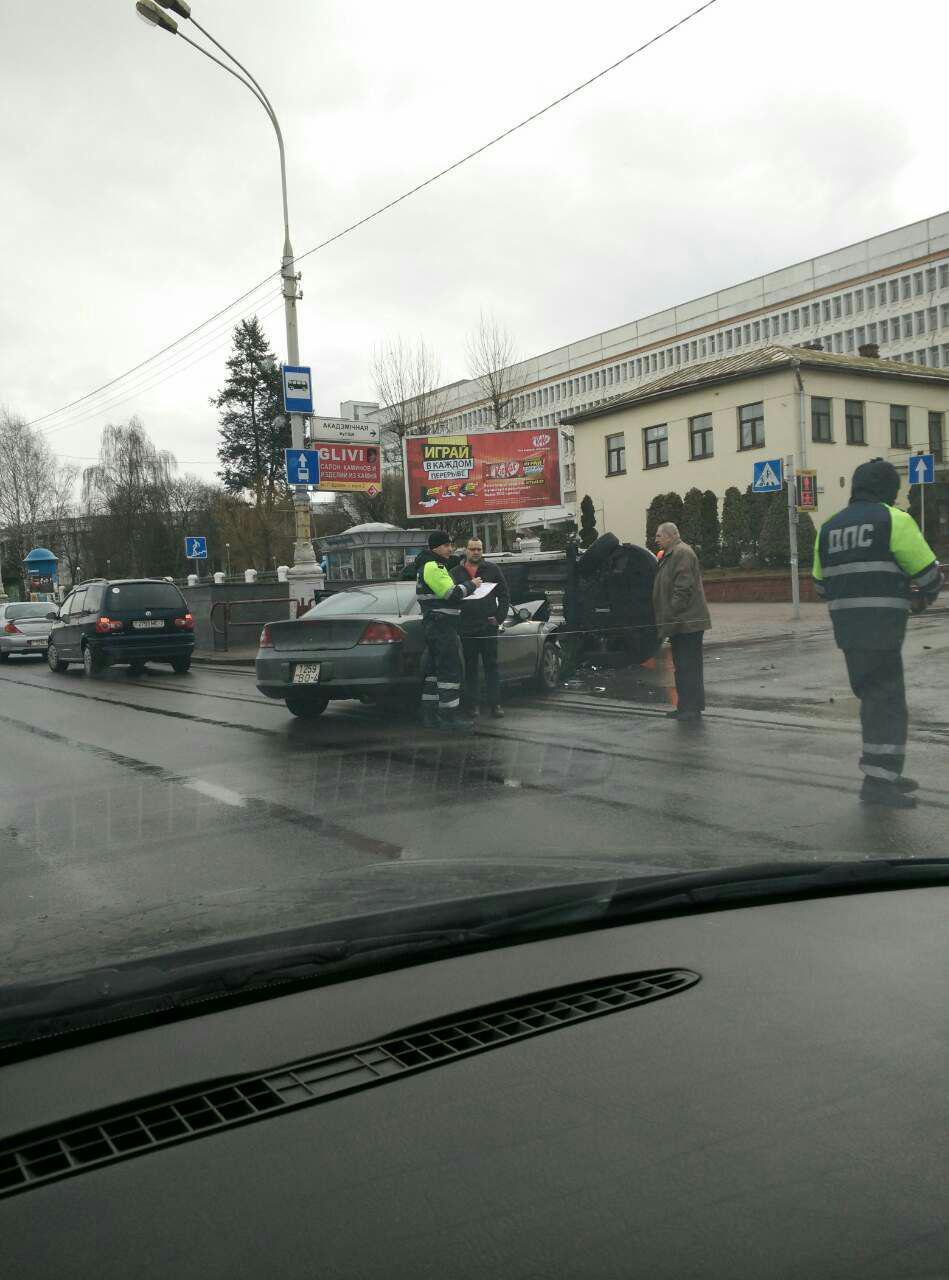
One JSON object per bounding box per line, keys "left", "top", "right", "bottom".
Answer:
{"left": 185, "top": 536, "right": 207, "bottom": 560}
{"left": 908, "top": 453, "right": 935, "bottom": 485}
{"left": 285, "top": 448, "right": 321, "bottom": 487}
{"left": 282, "top": 365, "right": 314, "bottom": 415}
{"left": 752, "top": 458, "right": 784, "bottom": 493}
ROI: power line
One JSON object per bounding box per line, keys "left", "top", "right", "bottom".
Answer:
{"left": 39, "top": 292, "right": 286, "bottom": 439}
{"left": 26, "top": 0, "right": 721, "bottom": 431}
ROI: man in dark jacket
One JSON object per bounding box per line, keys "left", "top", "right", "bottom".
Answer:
{"left": 813, "top": 458, "right": 942, "bottom": 808}
{"left": 653, "top": 523, "right": 712, "bottom": 721}
{"left": 414, "top": 531, "right": 480, "bottom": 732}
{"left": 458, "top": 538, "right": 511, "bottom": 718}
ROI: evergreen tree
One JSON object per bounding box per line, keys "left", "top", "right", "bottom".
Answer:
{"left": 742, "top": 484, "right": 773, "bottom": 561}
{"left": 645, "top": 493, "right": 666, "bottom": 547}
{"left": 579, "top": 494, "right": 598, "bottom": 547}
{"left": 214, "top": 318, "right": 288, "bottom": 506}
{"left": 720, "top": 486, "right": 747, "bottom": 567}
{"left": 758, "top": 485, "right": 817, "bottom": 569}
{"left": 663, "top": 491, "right": 684, "bottom": 531}
{"left": 699, "top": 490, "right": 720, "bottom": 568}
{"left": 680, "top": 487, "right": 704, "bottom": 549}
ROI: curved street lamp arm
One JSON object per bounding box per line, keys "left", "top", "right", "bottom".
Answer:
{"left": 176, "top": 29, "right": 291, "bottom": 251}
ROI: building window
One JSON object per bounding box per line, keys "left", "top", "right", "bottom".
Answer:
{"left": 812, "top": 396, "right": 833, "bottom": 442}
{"left": 846, "top": 330, "right": 855, "bottom": 352}
{"left": 822, "top": 300, "right": 832, "bottom": 321}
{"left": 791, "top": 309, "right": 800, "bottom": 331}
{"left": 913, "top": 272, "right": 923, "bottom": 296}
{"left": 833, "top": 296, "right": 842, "bottom": 318}
{"left": 888, "top": 280, "right": 900, "bottom": 303}
{"left": 738, "top": 402, "right": 765, "bottom": 450}
{"left": 606, "top": 433, "right": 626, "bottom": 475}
{"left": 890, "top": 405, "right": 909, "bottom": 449}
{"left": 927, "top": 307, "right": 938, "bottom": 331}
{"left": 689, "top": 413, "right": 713, "bottom": 460}
{"left": 901, "top": 276, "right": 912, "bottom": 300}
{"left": 845, "top": 400, "right": 865, "bottom": 445}
{"left": 926, "top": 268, "right": 937, "bottom": 291}
{"left": 929, "top": 411, "right": 944, "bottom": 461}
{"left": 855, "top": 289, "right": 864, "bottom": 311}
{"left": 940, "top": 265, "right": 949, "bottom": 288}
{"left": 643, "top": 424, "right": 668, "bottom": 469}
{"left": 879, "top": 319, "right": 889, "bottom": 342}
{"left": 914, "top": 310, "right": 925, "bottom": 336}
{"left": 868, "top": 322, "right": 878, "bottom": 343}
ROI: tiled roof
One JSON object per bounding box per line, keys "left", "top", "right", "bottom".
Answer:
{"left": 564, "top": 344, "right": 949, "bottom": 426}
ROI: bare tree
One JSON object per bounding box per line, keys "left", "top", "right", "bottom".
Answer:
{"left": 371, "top": 336, "right": 445, "bottom": 465}
{"left": 82, "top": 418, "right": 178, "bottom": 577}
{"left": 466, "top": 312, "right": 519, "bottom": 428}
{"left": 0, "top": 407, "right": 79, "bottom": 584}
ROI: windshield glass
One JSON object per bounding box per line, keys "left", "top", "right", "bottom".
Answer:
{"left": 1, "top": 10, "right": 946, "bottom": 1020}
{"left": 4, "top": 604, "right": 52, "bottom": 620}
{"left": 302, "top": 585, "right": 417, "bottom": 617}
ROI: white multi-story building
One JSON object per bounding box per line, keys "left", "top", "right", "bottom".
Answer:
{"left": 430, "top": 211, "right": 949, "bottom": 480}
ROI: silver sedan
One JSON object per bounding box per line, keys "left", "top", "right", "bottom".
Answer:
{"left": 0, "top": 601, "right": 59, "bottom": 662}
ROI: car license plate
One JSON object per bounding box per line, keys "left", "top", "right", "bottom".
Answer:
{"left": 26, "top": 639, "right": 44, "bottom": 648}
{"left": 132, "top": 620, "right": 164, "bottom": 630}
{"left": 292, "top": 663, "right": 321, "bottom": 684}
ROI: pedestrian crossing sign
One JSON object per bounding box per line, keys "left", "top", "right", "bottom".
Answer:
{"left": 752, "top": 458, "right": 783, "bottom": 493}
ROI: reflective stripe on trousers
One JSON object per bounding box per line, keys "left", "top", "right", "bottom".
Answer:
{"left": 843, "top": 648, "right": 907, "bottom": 783}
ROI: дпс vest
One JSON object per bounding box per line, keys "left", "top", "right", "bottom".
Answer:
{"left": 813, "top": 502, "right": 941, "bottom": 651}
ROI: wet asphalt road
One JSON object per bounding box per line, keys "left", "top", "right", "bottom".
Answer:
{"left": 1, "top": 624, "right": 947, "bottom": 983}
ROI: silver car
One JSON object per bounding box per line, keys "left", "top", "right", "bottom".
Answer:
{"left": 0, "top": 601, "right": 58, "bottom": 662}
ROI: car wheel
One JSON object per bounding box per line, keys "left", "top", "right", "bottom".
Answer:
{"left": 0, "top": 650, "right": 8, "bottom": 663}
{"left": 285, "top": 693, "right": 330, "bottom": 719}
{"left": 534, "top": 640, "right": 562, "bottom": 692}
{"left": 47, "top": 643, "right": 69, "bottom": 674}
{"left": 170, "top": 656, "right": 191, "bottom": 675}
{"left": 82, "top": 644, "right": 106, "bottom": 678}
{"left": 127, "top": 661, "right": 147, "bottom": 677}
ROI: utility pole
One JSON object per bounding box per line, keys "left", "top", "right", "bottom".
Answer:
{"left": 786, "top": 454, "right": 801, "bottom": 622}
{"left": 134, "top": 0, "right": 323, "bottom": 598}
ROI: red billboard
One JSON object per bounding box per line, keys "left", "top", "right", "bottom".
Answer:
{"left": 403, "top": 429, "right": 562, "bottom": 518}
{"left": 311, "top": 441, "right": 382, "bottom": 495}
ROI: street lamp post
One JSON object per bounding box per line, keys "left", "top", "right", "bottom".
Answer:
{"left": 225, "top": 542, "right": 231, "bottom": 578}
{"left": 135, "top": 0, "right": 322, "bottom": 597}
{"left": 0, "top": 539, "right": 7, "bottom": 603}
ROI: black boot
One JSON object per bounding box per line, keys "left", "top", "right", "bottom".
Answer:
{"left": 860, "top": 778, "right": 917, "bottom": 809}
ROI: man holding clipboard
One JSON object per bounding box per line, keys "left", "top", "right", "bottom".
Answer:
{"left": 458, "top": 538, "right": 511, "bottom": 719}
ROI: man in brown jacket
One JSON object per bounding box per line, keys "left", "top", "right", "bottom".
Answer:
{"left": 653, "top": 523, "right": 711, "bottom": 720}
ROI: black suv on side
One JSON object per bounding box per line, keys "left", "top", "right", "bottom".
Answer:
{"left": 46, "top": 579, "right": 195, "bottom": 677}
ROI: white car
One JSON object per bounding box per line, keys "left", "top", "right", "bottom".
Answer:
{"left": 0, "top": 601, "right": 59, "bottom": 662}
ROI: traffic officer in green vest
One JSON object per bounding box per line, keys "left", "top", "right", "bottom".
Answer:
{"left": 813, "top": 458, "right": 943, "bottom": 808}
{"left": 415, "top": 530, "right": 481, "bottom": 731}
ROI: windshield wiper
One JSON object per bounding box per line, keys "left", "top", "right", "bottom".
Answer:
{"left": 3, "top": 858, "right": 946, "bottom": 1054}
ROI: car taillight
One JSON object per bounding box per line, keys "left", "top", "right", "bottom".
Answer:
{"left": 3, "top": 622, "right": 21, "bottom": 635}
{"left": 174, "top": 614, "right": 194, "bottom": 630}
{"left": 259, "top": 624, "right": 273, "bottom": 648}
{"left": 95, "top": 617, "right": 123, "bottom": 634}
{"left": 358, "top": 622, "right": 406, "bottom": 644}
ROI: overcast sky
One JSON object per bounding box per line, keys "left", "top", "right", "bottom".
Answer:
{"left": 2, "top": 0, "right": 947, "bottom": 486}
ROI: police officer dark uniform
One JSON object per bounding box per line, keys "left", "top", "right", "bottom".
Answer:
{"left": 813, "top": 458, "right": 943, "bottom": 808}
{"left": 415, "top": 530, "right": 480, "bottom": 731}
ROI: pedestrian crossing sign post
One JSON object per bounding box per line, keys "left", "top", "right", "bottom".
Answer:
{"left": 909, "top": 452, "right": 935, "bottom": 539}
{"left": 752, "top": 458, "right": 784, "bottom": 493}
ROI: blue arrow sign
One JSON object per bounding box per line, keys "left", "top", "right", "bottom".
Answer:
{"left": 282, "top": 365, "right": 313, "bottom": 415}
{"left": 752, "top": 458, "right": 783, "bottom": 493}
{"left": 285, "top": 448, "right": 321, "bottom": 487}
{"left": 184, "top": 536, "right": 207, "bottom": 559}
{"left": 908, "top": 453, "right": 935, "bottom": 485}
